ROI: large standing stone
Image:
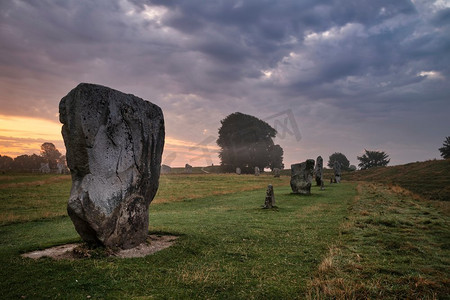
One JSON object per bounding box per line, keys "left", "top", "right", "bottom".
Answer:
{"left": 263, "top": 184, "right": 275, "bottom": 208}
{"left": 236, "top": 167, "right": 241, "bottom": 175}
{"left": 185, "top": 163, "right": 193, "bottom": 174}
{"left": 273, "top": 168, "right": 281, "bottom": 178}
{"left": 314, "top": 156, "right": 323, "bottom": 186}
{"left": 290, "top": 159, "right": 315, "bottom": 194}
{"left": 59, "top": 83, "right": 165, "bottom": 249}
{"left": 333, "top": 161, "right": 341, "bottom": 183}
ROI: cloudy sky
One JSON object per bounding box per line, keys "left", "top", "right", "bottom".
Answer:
{"left": 1, "top": 0, "right": 449, "bottom": 168}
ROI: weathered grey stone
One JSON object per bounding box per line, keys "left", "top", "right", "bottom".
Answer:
{"left": 161, "top": 164, "right": 172, "bottom": 174}
{"left": 185, "top": 163, "right": 193, "bottom": 173}
{"left": 59, "top": 83, "right": 165, "bottom": 249}
{"left": 40, "top": 163, "right": 50, "bottom": 174}
{"left": 255, "top": 166, "right": 260, "bottom": 176}
{"left": 314, "top": 156, "right": 323, "bottom": 186}
{"left": 290, "top": 159, "right": 315, "bottom": 194}
{"left": 333, "top": 161, "right": 341, "bottom": 183}
{"left": 263, "top": 184, "right": 275, "bottom": 208}
{"left": 236, "top": 167, "right": 241, "bottom": 175}
{"left": 273, "top": 168, "right": 281, "bottom": 178}
{"left": 57, "top": 162, "right": 68, "bottom": 174}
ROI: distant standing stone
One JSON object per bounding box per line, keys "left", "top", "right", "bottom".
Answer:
{"left": 290, "top": 159, "right": 315, "bottom": 194}
{"left": 185, "top": 163, "right": 193, "bottom": 174}
{"left": 57, "top": 162, "right": 68, "bottom": 174}
{"left": 333, "top": 161, "right": 341, "bottom": 183}
{"left": 236, "top": 167, "right": 241, "bottom": 175}
{"left": 263, "top": 184, "right": 275, "bottom": 208}
{"left": 161, "top": 164, "right": 172, "bottom": 174}
{"left": 60, "top": 83, "right": 165, "bottom": 250}
{"left": 255, "top": 166, "right": 260, "bottom": 176}
{"left": 273, "top": 168, "right": 281, "bottom": 178}
{"left": 39, "top": 163, "right": 50, "bottom": 174}
{"left": 314, "top": 156, "right": 323, "bottom": 186}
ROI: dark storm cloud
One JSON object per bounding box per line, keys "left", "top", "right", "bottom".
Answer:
{"left": 1, "top": 0, "right": 449, "bottom": 165}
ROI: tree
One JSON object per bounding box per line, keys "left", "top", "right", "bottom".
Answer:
{"left": 13, "top": 154, "right": 46, "bottom": 171}
{"left": 217, "top": 112, "right": 284, "bottom": 173}
{"left": 0, "top": 155, "right": 13, "bottom": 170}
{"left": 357, "top": 149, "right": 390, "bottom": 170}
{"left": 327, "top": 152, "right": 350, "bottom": 170}
{"left": 40, "top": 142, "right": 61, "bottom": 169}
{"left": 438, "top": 136, "right": 450, "bottom": 159}
{"left": 268, "top": 144, "right": 284, "bottom": 170}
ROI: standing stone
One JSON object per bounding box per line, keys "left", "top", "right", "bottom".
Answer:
{"left": 290, "top": 159, "right": 315, "bottom": 194}
{"left": 161, "top": 164, "right": 172, "bottom": 174}
{"left": 273, "top": 168, "right": 281, "bottom": 178}
{"left": 263, "top": 184, "right": 275, "bottom": 208}
{"left": 236, "top": 167, "right": 241, "bottom": 175}
{"left": 57, "top": 162, "right": 68, "bottom": 174}
{"left": 255, "top": 166, "right": 260, "bottom": 176}
{"left": 59, "top": 83, "right": 165, "bottom": 250}
{"left": 39, "top": 163, "right": 50, "bottom": 174}
{"left": 333, "top": 161, "right": 341, "bottom": 183}
{"left": 185, "top": 163, "right": 193, "bottom": 173}
{"left": 314, "top": 156, "right": 323, "bottom": 186}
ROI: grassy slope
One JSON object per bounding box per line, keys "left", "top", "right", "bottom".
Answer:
{"left": 308, "top": 182, "right": 449, "bottom": 299}
{"left": 343, "top": 159, "right": 450, "bottom": 201}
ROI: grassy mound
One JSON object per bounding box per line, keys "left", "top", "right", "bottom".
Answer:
{"left": 344, "top": 159, "right": 450, "bottom": 201}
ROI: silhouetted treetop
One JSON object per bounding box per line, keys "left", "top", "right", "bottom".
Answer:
{"left": 217, "top": 112, "right": 283, "bottom": 173}
{"left": 439, "top": 136, "right": 450, "bottom": 159}
{"left": 327, "top": 152, "right": 350, "bottom": 170}
{"left": 357, "top": 149, "right": 390, "bottom": 170}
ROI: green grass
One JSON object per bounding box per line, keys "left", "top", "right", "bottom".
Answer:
{"left": 344, "top": 159, "right": 450, "bottom": 201}
{"left": 307, "top": 182, "right": 450, "bottom": 299}
{"left": 0, "top": 172, "right": 448, "bottom": 299}
{"left": 0, "top": 181, "right": 353, "bottom": 299}
{"left": 0, "top": 176, "right": 72, "bottom": 225}
{"left": 0, "top": 173, "right": 290, "bottom": 225}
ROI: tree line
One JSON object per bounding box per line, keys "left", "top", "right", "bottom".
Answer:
{"left": 0, "top": 143, "right": 65, "bottom": 172}
{"left": 217, "top": 113, "right": 450, "bottom": 171}
{"left": 216, "top": 112, "right": 397, "bottom": 173}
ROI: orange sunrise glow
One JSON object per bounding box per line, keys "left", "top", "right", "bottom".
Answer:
{"left": 0, "top": 115, "right": 218, "bottom": 166}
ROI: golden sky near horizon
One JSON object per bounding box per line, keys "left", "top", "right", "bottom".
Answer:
{"left": 0, "top": 114, "right": 220, "bottom": 167}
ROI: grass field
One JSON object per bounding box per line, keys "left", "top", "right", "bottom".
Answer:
{"left": 0, "top": 167, "right": 449, "bottom": 299}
